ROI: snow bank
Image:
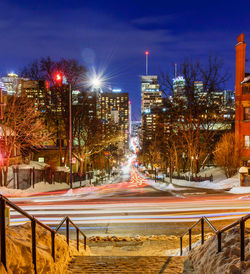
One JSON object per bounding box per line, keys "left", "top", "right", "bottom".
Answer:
{"left": 0, "top": 182, "right": 70, "bottom": 197}
{"left": 188, "top": 227, "right": 250, "bottom": 274}
{"left": 229, "top": 187, "right": 250, "bottom": 194}
{"left": 169, "top": 167, "right": 242, "bottom": 191}
{"left": 5, "top": 222, "right": 90, "bottom": 273}
{"left": 172, "top": 176, "right": 240, "bottom": 190}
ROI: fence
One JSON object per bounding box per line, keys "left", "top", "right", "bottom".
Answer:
{"left": 0, "top": 194, "right": 87, "bottom": 273}
{"left": 145, "top": 170, "right": 213, "bottom": 182}
{"left": 10, "top": 167, "right": 94, "bottom": 189}
{"left": 180, "top": 214, "right": 250, "bottom": 261}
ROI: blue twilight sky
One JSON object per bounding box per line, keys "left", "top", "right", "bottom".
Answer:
{"left": 0, "top": 0, "right": 250, "bottom": 120}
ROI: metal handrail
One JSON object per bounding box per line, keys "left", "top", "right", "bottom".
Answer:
{"left": 180, "top": 214, "right": 250, "bottom": 262}
{"left": 0, "top": 194, "right": 87, "bottom": 274}
{"left": 55, "top": 216, "right": 87, "bottom": 250}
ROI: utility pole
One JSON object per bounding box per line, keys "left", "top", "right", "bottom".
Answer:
{"left": 69, "top": 83, "right": 72, "bottom": 189}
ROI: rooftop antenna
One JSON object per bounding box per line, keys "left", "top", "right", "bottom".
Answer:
{"left": 175, "top": 63, "right": 177, "bottom": 78}
{"left": 145, "top": 51, "right": 149, "bottom": 75}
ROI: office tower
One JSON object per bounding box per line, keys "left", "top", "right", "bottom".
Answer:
{"left": 141, "top": 75, "right": 162, "bottom": 113}
{"left": 141, "top": 75, "right": 162, "bottom": 143}
{"left": 173, "top": 76, "right": 185, "bottom": 97}
{"left": 101, "top": 90, "right": 129, "bottom": 151}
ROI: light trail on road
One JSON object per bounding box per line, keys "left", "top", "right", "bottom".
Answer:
{"left": 6, "top": 162, "right": 250, "bottom": 235}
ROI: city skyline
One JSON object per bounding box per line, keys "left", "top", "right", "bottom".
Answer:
{"left": 0, "top": 0, "right": 250, "bottom": 120}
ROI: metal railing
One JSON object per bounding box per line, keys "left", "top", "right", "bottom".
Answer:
{"left": 0, "top": 194, "right": 87, "bottom": 274}
{"left": 180, "top": 214, "right": 250, "bottom": 261}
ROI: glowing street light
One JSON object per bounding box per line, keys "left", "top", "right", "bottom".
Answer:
{"left": 86, "top": 67, "right": 106, "bottom": 91}
{"left": 90, "top": 76, "right": 102, "bottom": 89}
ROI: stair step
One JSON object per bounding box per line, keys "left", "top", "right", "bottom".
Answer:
{"left": 68, "top": 256, "right": 189, "bottom": 273}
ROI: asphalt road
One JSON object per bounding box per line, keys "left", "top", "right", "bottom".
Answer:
{"left": 7, "top": 166, "right": 250, "bottom": 237}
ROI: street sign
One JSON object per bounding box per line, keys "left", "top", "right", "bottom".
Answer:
{"left": 104, "top": 151, "right": 111, "bottom": 157}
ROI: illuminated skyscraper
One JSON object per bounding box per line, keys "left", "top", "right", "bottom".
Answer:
{"left": 141, "top": 75, "right": 162, "bottom": 143}
{"left": 101, "top": 90, "right": 129, "bottom": 151}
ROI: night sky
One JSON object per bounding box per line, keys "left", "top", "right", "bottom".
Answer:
{"left": 0, "top": 0, "right": 250, "bottom": 120}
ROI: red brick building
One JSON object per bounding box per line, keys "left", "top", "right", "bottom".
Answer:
{"left": 235, "top": 34, "right": 250, "bottom": 184}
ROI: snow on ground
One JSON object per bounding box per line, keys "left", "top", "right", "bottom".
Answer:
{"left": 0, "top": 182, "right": 70, "bottom": 196}
{"left": 88, "top": 234, "right": 203, "bottom": 257}
{"left": 171, "top": 175, "right": 239, "bottom": 190}
{"left": 188, "top": 227, "right": 250, "bottom": 274}
{"left": 228, "top": 187, "right": 250, "bottom": 194}
{"left": 138, "top": 166, "right": 250, "bottom": 194}
{"left": 3, "top": 222, "right": 90, "bottom": 274}
{"left": 171, "top": 166, "right": 240, "bottom": 190}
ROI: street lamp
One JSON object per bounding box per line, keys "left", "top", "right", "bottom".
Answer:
{"left": 55, "top": 73, "right": 72, "bottom": 189}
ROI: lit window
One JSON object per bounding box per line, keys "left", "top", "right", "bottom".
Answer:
{"left": 244, "top": 107, "right": 250, "bottom": 120}
{"left": 244, "top": 136, "right": 250, "bottom": 148}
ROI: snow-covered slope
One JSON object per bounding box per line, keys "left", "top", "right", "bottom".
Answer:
{"left": 189, "top": 227, "right": 250, "bottom": 274}
{"left": 2, "top": 222, "right": 90, "bottom": 273}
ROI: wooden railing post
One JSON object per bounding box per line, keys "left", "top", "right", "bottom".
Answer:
{"left": 189, "top": 229, "right": 192, "bottom": 251}
{"left": 201, "top": 218, "right": 204, "bottom": 244}
{"left": 0, "top": 197, "right": 7, "bottom": 271}
{"left": 240, "top": 220, "right": 245, "bottom": 261}
{"left": 217, "top": 232, "right": 222, "bottom": 252}
{"left": 51, "top": 231, "right": 55, "bottom": 262}
{"left": 31, "top": 218, "right": 37, "bottom": 274}
{"left": 76, "top": 229, "right": 79, "bottom": 251}
{"left": 66, "top": 218, "right": 69, "bottom": 245}
{"left": 180, "top": 237, "right": 183, "bottom": 256}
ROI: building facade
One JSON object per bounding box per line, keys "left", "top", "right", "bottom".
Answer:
{"left": 101, "top": 91, "right": 130, "bottom": 152}
{"left": 235, "top": 34, "right": 250, "bottom": 173}
{"left": 141, "top": 75, "right": 163, "bottom": 144}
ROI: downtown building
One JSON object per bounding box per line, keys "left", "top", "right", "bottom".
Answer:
{"left": 101, "top": 90, "right": 130, "bottom": 153}
{"left": 0, "top": 73, "right": 50, "bottom": 165}
{"left": 141, "top": 75, "right": 163, "bottom": 144}
{"left": 235, "top": 33, "right": 250, "bottom": 185}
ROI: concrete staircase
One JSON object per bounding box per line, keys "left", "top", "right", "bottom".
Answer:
{"left": 67, "top": 256, "right": 195, "bottom": 273}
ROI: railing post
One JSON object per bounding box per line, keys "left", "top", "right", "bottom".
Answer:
{"left": 0, "top": 197, "right": 7, "bottom": 271}
{"left": 201, "top": 218, "right": 204, "bottom": 245}
{"left": 76, "top": 229, "right": 79, "bottom": 251}
{"left": 217, "top": 232, "right": 222, "bottom": 252}
{"left": 240, "top": 220, "right": 245, "bottom": 261}
{"left": 31, "top": 218, "right": 37, "bottom": 274}
{"left": 33, "top": 167, "right": 35, "bottom": 188}
{"left": 51, "top": 231, "right": 55, "bottom": 262}
{"left": 180, "top": 237, "right": 183, "bottom": 256}
{"left": 29, "top": 168, "right": 32, "bottom": 187}
{"left": 17, "top": 166, "right": 19, "bottom": 189}
{"left": 84, "top": 235, "right": 87, "bottom": 250}
{"left": 189, "top": 229, "right": 192, "bottom": 251}
{"left": 66, "top": 217, "right": 69, "bottom": 245}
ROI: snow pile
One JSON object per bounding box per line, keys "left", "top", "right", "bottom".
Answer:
{"left": 0, "top": 182, "right": 70, "bottom": 197}
{"left": 229, "top": 187, "right": 250, "bottom": 194}
{"left": 55, "top": 166, "right": 69, "bottom": 172}
{"left": 188, "top": 227, "right": 250, "bottom": 274}
{"left": 4, "top": 222, "right": 90, "bottom": 273}
{"left": 168, "top": 167, "right": 242, "bottom": 191}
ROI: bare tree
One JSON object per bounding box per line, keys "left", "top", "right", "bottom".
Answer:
{"left": 73, "top": 103, "right": 123, "bottom": 173}
{"left": 160, "top": 57, "right": 232, "bottom": 176}
{"left": 214, "top": 132, "right": 240, "bottom": 178}
{"left": 0, "top": 95, "right": 50, "bottom": 186}
{"left": 21, "top": 57, "right": 87, "bottom": 166}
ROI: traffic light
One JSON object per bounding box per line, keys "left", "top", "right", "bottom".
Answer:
{"left": 55, "top": 72, "right": 63, "bottom": 86}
